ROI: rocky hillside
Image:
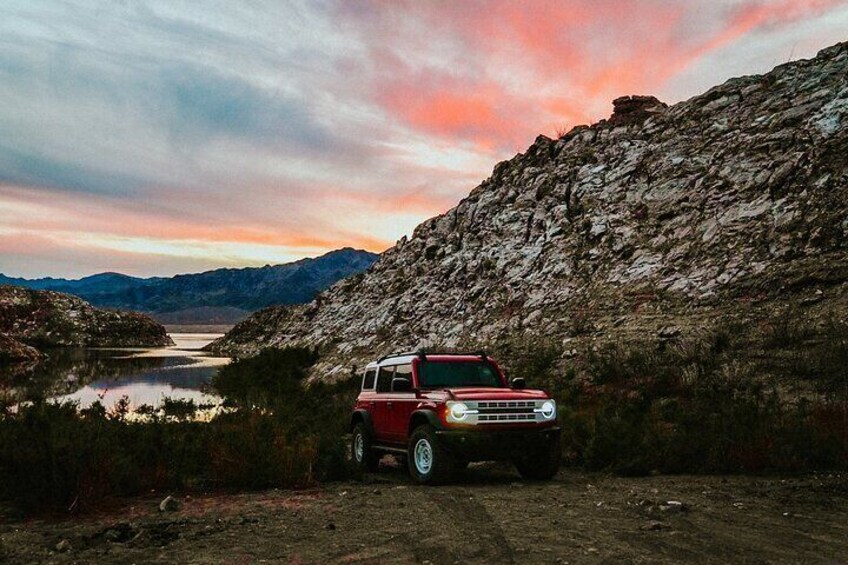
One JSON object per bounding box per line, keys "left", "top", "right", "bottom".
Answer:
{"left": 209, "top": 41, "right": 848, "bottom": 378}
{"left": 0, "top": 248, "right": 378, "bottom": 325}
{"left": 0, "top": 286, "right": 173, "bottom": 360}
{"left": 0, "top": 334, "right": 42, "bottom": 365}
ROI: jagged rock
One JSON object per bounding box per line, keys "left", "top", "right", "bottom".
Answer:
{"left": 608, "top": 95, "right": 668, "bottom": 126}
{"left": 657, "top": 326, "right": 681, "bottom": 340}
{"left": 209, "top": 42, "right": 848, "bottom": 379}
{"left": 0, "top": 285, "right": 172, "bottom": 351}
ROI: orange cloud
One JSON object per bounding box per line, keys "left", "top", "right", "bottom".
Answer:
{"left": 0, "top": 184, "right": 392, "bottom": 272}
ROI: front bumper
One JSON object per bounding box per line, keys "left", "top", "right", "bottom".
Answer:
{"left": 434, "top": 426, "right": 560, "bottom": 461}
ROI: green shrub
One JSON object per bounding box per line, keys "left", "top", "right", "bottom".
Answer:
{"left": 0, "top": 347, "right": 360, "bottom": 515}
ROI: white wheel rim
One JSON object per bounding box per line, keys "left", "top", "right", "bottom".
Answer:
{"left": 354, "top": 433, "right": 364, "bottom": 462}
{"left": 414, "top": 438, "right": 433, "bottom": 475}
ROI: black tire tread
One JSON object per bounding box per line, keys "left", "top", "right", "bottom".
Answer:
{"left": 352, "top": 422, "right": 381, "bottom": 472}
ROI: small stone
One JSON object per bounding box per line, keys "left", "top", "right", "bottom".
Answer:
{"left": 372, "top": 488, "right": 382, "bottom": 495}
{"left": 55, "top": 539, "right": 72, "bottom": 552}
{"left": 659, "top": 500, "right": 688, "bottom": 513}
{"left": 325, "top": 521, "right": 336, "bottom": 531}
{"left": 159, "top": 495, "right": 181, "bottom": 512}
{"left": 641, "top": 521, "right": 668, "bottom": 531}
{"left": 103, "top": 522, "right": 137, "bottom": 543}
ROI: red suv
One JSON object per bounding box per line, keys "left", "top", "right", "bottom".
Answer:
{"left": 349, "top": 351, "right": 561, "bottom": 484}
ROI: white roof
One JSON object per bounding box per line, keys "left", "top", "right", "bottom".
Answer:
{"left": 365, "top": 354, "right": 419, "bottom": 369}
{"left": 366, "top": 352, "right": 487, "bottom": 369}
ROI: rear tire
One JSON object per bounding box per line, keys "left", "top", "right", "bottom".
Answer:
{"left": 408, "top": 425, "right": 454, "bottom": 485}
{"left": 513, "top": 434, "right": 561, "bottom": 481}
{"left": 352, "top": 422, "right": 380, "bottom": 472}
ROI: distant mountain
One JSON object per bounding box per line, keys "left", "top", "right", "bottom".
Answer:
{"left": 0, "top": 248, "right": 378, "bottom": 325}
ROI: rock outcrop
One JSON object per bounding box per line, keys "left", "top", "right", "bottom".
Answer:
{"left": 0, "top": 334, "right": 43, "bottom": 365}
{"left": 209, "top": 41, "right": 848, "bottom": 378}
{"left": 0, "top": 286, "right": 173, "bottom": 356}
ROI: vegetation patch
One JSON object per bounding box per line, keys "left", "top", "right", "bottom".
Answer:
{"left": 0, "top": 347, "right": 359, "bottom": 515}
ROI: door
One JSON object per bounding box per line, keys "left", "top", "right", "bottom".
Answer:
{"left": 385, "top": 363, "right": 417, "bottom": 444}
{"left": 372, "top": 365, "right": 394, "bottom": 443}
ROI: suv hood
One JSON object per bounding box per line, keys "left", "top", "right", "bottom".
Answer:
{"left": 431, "top": 387, "right": 549, "bottom": 401}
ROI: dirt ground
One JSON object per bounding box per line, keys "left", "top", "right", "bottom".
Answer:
{"left": 2, "top": 461, "right": 847, "bottom": 564}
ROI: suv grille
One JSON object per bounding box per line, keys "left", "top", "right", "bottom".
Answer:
{"left": 477, "top": 401, "right": 535, "bottom": 409}
{"left": 458, "top": 399, "right": 552, "bottom": 424}
{"left": 477, "top": 400, "right": 536, "bottom": 422}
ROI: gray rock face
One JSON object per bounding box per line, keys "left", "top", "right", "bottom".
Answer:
{"left": 210, "top": 42, "right": 848, "bottom": 379}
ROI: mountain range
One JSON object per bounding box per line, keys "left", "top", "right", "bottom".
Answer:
{"left": 0, "top": 248, "right": 378, "bottom": 325}
{"left": 209, "top": 41, "right": 848, "bottom": 378}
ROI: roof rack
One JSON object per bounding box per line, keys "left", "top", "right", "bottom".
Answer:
{"left": 377, "top": 350, "right": 488, "bottom": 363}
{"left": 377, "top": 350, "right": 424, "bottom": 363}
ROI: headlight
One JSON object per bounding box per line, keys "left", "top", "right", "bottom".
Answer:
{"left": 449, "top": 402, "right": 469, "bottom": 421}
{"left": 537, "top": 400, "right": 556, "bottom": 419}
{"left": 446, "top": 401, "right": 478, "bottom": 423}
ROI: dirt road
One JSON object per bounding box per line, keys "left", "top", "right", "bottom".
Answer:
{"left": 2, "top": 462, "right": 847, "bottom": 564}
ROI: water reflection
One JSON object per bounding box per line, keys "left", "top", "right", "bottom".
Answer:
{"left": 1, "top": 334, "right": 229, "bottom": 409}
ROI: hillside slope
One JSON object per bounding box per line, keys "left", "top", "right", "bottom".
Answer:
{"left": 0, "top": 248, "right": 378, "bottom": 324}
{"left": 0, "top": 286, "right": 172, "bottom": 352}
{"left": 209, "top": 42, "right": 848, "bottom": 377}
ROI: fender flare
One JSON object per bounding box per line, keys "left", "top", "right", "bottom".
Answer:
{"left": 408, "top": 409, "right": 443, "bottom": 435}
{"left": 349, "top": 409, "right": 374, "bottom": 435}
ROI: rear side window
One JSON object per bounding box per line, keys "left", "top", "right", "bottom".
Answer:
{"left": 392, "top": 364, "right": 413, "bottom": 391}
{"left": 362, "top": 369, "right": 376, "bottom": 390}
{"left": 376, "top": 366, "right": 395, "bottom": 392}
{"left": 394, "top": 364, "right": 412, "bottom": 380}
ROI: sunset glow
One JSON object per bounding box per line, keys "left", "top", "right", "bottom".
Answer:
{"left": 1, "top": 0, "right": 846, "bottom": 277}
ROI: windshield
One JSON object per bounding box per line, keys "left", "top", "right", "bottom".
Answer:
{"left": 417, "top": 361, "right": 504, "bottom": 389}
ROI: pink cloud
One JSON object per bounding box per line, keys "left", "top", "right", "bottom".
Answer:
{"left": 341, "top": 0, "right": 846, "bottom": 146}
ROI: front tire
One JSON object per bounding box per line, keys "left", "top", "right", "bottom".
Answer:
{"left": 352, "top": 422, "right": 380, "bottom": 472}
{"left": 408, "top": 425, "right": 454, "bottom": 485}
{"left": 513, "top": 434, "right": 561, "bottom": 480}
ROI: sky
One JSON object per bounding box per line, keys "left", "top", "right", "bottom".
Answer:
{"left": 1, "top": 0, "right": 846, "bottom": 279}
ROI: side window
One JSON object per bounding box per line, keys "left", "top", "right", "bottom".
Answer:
{"left": 362, "top": 369, "right": 376, "bottom": 390}
{"left": 393, "top": 364, "right": 413, "bottom": 391}
{"left": 376, "top": 366, "right": 394, "bottom": 393}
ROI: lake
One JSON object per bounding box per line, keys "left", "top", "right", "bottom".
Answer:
{"left": 33, "top": 334, "right": 231, "bottom": 410}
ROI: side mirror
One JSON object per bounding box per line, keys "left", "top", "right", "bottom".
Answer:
{"left": 511, "top": 377, "right": 526, "bottom": 390}
{"left": 392, "top": 377, "right": 412, "bottom": 392}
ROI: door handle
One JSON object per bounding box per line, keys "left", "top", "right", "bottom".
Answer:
{"left": 387, "top": 401, "right": 393, "bottom": 409}
{"left": 369, "top": 401, "right": 376, "bottom": 407}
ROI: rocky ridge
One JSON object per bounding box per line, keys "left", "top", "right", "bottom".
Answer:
{"left": 210, "top": 41, "right": 848, "bottom": 378}
{"left": 0, "top": 285, "right": 173, "bottom": 363}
